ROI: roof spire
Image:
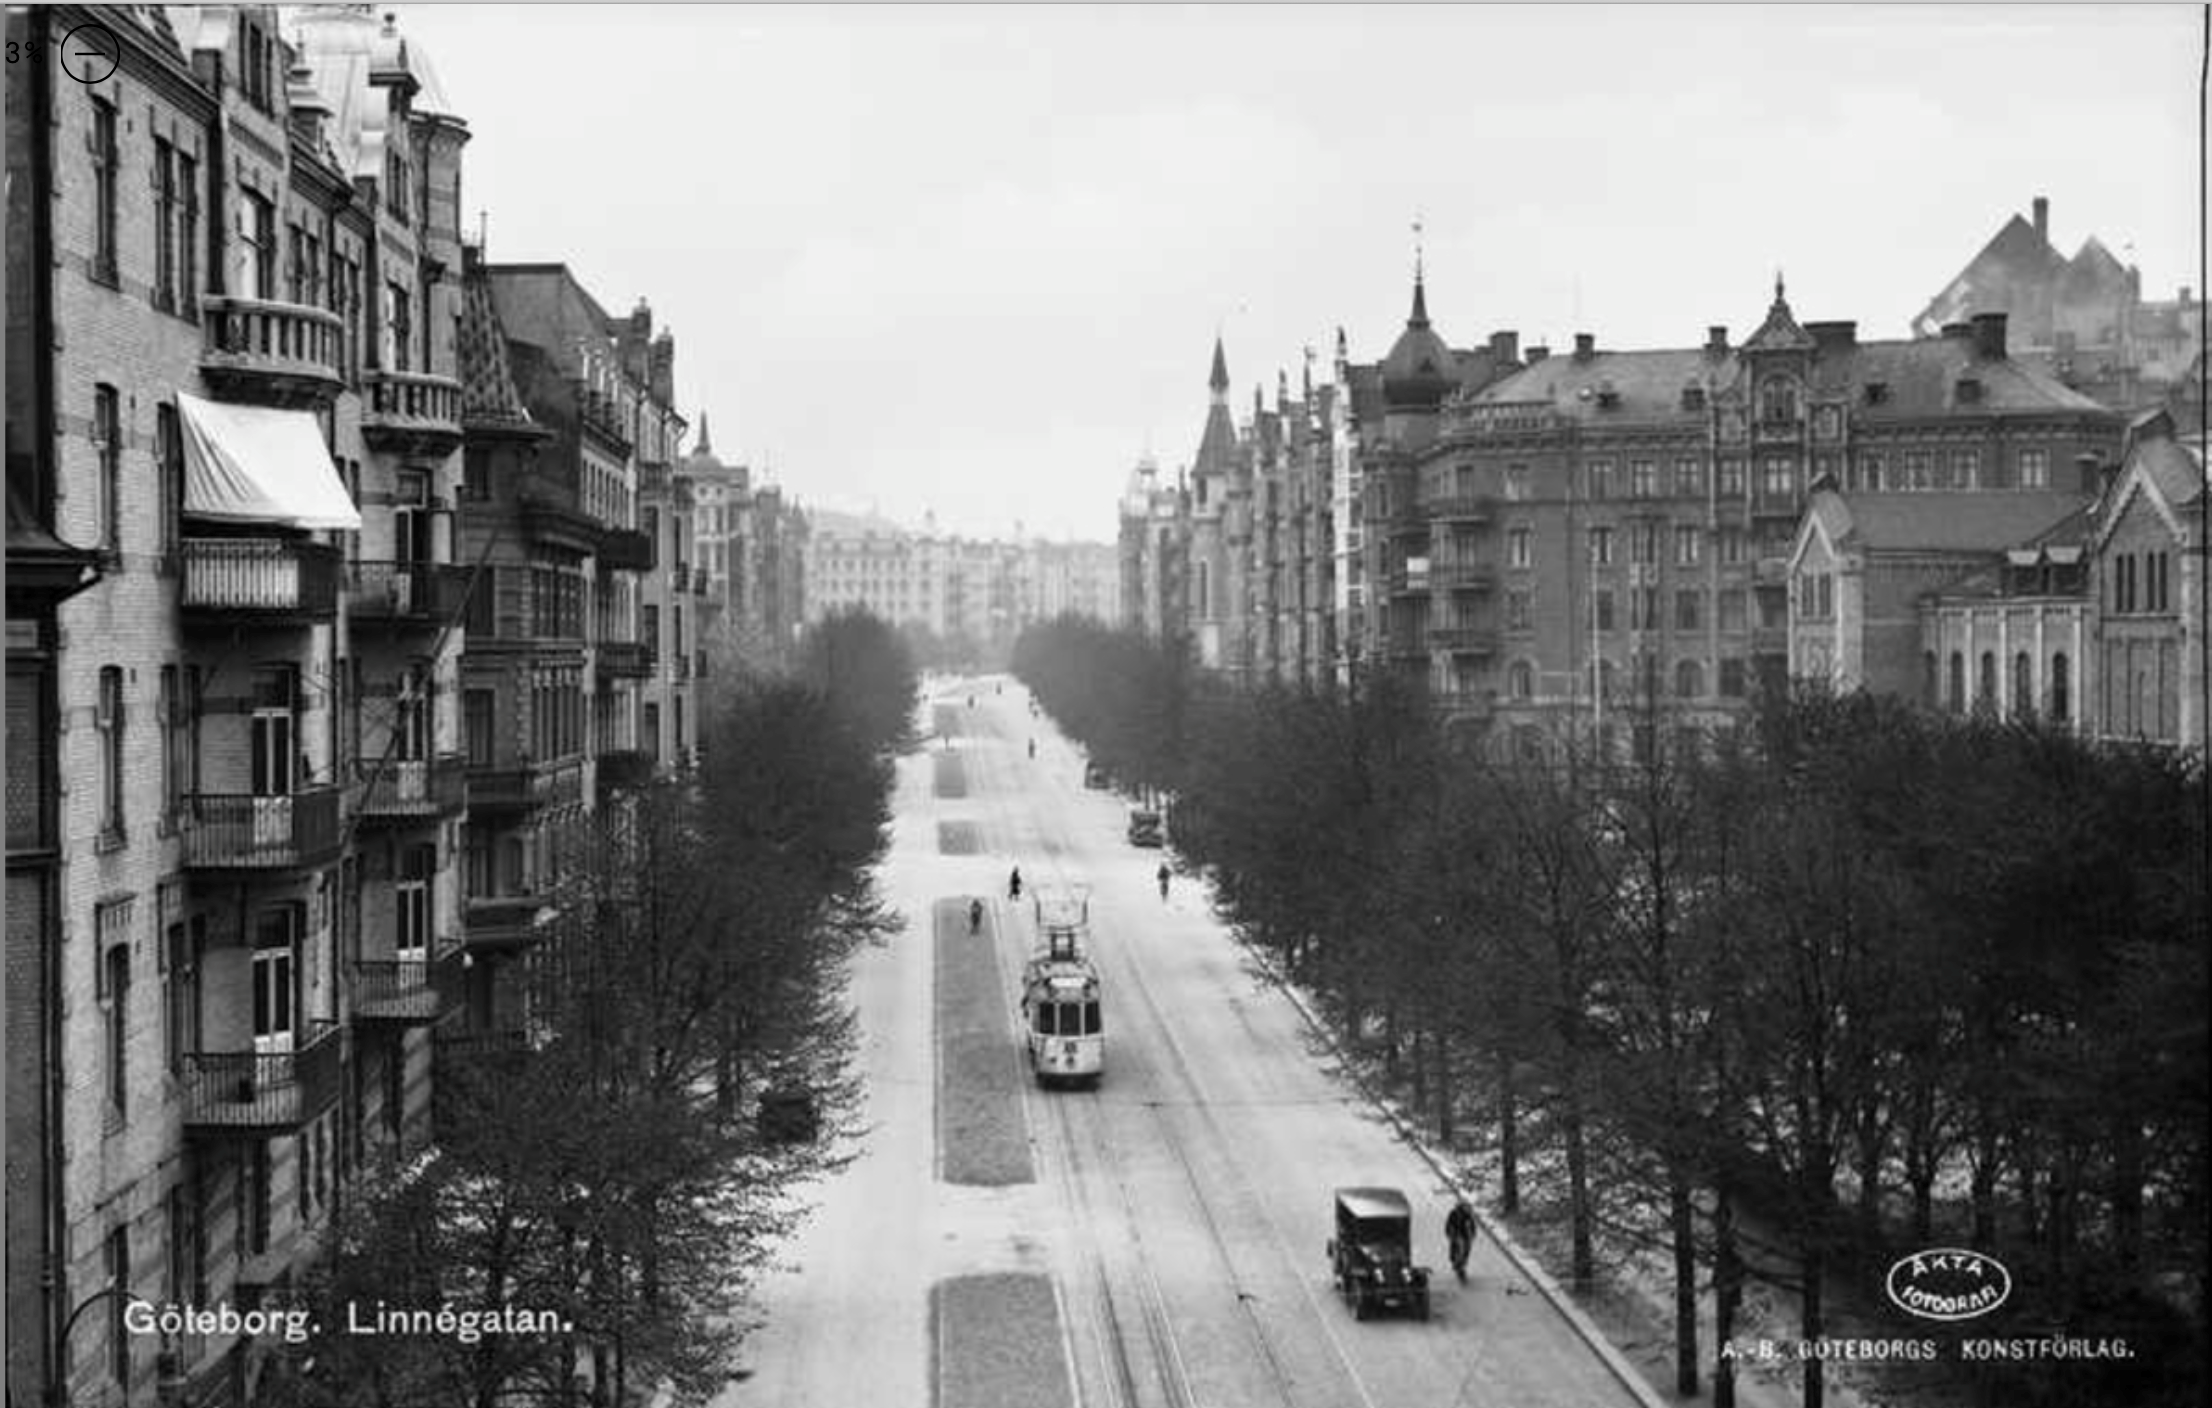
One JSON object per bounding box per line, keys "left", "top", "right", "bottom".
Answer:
{"left": 1409, "top": 214, "right": 1430, "bottom": 327}
{"left": 695, "top": 411, "right": 712, "bottom": 456}
{"left": 1209, "top": 335, "right": 1230, "bottom": 401}
{"left": 1775, "top": 268, "right": 1787, "bottom": 303}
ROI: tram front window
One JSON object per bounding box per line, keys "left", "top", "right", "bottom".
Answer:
{"left": 1082, "top": 1001, "right": 1100, "bottom": 1035}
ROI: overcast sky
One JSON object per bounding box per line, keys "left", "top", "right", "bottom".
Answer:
{"left": 401, "top": 3, "right": 2207, "bottom": 542}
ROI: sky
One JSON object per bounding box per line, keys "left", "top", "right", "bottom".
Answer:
{"left": 397, "top": 3, "right": 2208, "bottom": 543}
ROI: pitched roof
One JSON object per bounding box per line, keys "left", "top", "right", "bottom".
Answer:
{"left": 1817, "top": 490, "right": 2087, "bottom": 554}
{"left": 1474, "top": 346, "right": 1726, "bottom": 423}
{"left": 1914, "top": 210, "right": 2066, "bottom": 336}
{"left": 1742, "top": 278, "right": 1815, "bottom": 353}
{"left": 456, "top": 253, "right": 538, "bottom": 430}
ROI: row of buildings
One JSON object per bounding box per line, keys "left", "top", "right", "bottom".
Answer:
{"left": 1123, "top": 200, "right": 2203, "bottom": 759}
{"left": 4, "top": 7, "right": 805, "bottom": 1406}
{"left": 806, "top": 509, "right": 1119, "bottom": 661}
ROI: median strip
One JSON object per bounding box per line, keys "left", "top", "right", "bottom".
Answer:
{"left": 931, "top": 1274, "right": 1075, "bottom": 1408}
{"left": 933, "top": 898, "right": 1033, "bottom": 1187}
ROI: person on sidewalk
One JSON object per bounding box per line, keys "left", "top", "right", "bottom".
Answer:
{"left": 1445, "top": 1198, "right": 1476, "bottom": 1281}
{"left": 1156, "top": 861, "right": 1171, "bottom": 901}
{"left": 1008, "top": 867, "right": 1023, "bottom": 901}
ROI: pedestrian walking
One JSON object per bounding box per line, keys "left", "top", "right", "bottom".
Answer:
{"left": 1156, "top": 861, "right": 1171, "bottom": 901}
{"left": 1445, "top": 1199, "right": 1476, "bottom": 1281}
{"left": 1009, "top": 867, "right": 1023, "bottom": 900}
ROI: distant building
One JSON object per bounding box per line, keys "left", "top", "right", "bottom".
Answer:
{"left": 1915, "top": 194, "right": 2202, "bottom": 418}
{"left": 2087, "top": 410, "right": 2206, "bottom": 747}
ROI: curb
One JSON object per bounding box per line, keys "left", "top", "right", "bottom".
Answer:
{"left": 1252, "top": 946, "right": 1674, "bottom": 1408}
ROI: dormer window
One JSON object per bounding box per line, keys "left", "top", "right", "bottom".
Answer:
{"left": 1863, "top": 381, "right": 1890, "bottom": 406}
{"left": 1596, "top": 380, "right": 1620, "bottom": 409}
{"left": 1956, "top": 376, "right": 1984, "bottom": 404}
{"left": 1681, "top": 384, "right": 1706, "bottom": 412}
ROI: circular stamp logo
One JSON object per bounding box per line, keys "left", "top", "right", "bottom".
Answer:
{"left": 1886, "top": 1248, "right": 2012, "bottom": 1322}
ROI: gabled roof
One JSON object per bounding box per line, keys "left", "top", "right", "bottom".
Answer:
{"left": 1809, "top": 489, "right": 2087, "bottom": 555}
{"left": 1914, "top": 210, "right": 2066, "bottom": 336}
{"left": 456, "top": 252, "right": 538, "bottom": 431}
{"left": 1742, "top": 278, "right": 1815, "bottom": 354}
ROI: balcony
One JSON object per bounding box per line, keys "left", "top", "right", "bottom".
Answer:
{"left": 1754, "top": 556, "right": 1792, "bottom": 586}
{"left": 348, "top": 559, "right": 468, "bottom": 630}
{"left": 1431, "top": 563, "right": 1497, "bottom": 592}
{"left": 180, "top": 538, "right": 340, "bottom": 621}
{"left": 1428, "top": 495, "right": 1495, "bottom": 525}
{"left": 353, "top": 951, "right": 462, "bottom": 1025}
{"left": 1384, "top": 569, "right": 1431, "bottom": 599}
{"left": 179, "top": 787, "right": 342, "bottom": 871}
{"left": 200, "top": 296, "right": 344, "bottom": 405}
{"left": 361, "top": 371, "right": 465, "bottom": 456}
{"left": 354, "top": 754, "right": 466, "bottom": 823}
{"left": 1429, "top": 626, "right": 1500, "bottom": 655}
{"left": 182, "top": 1020, "right": 342, "bottom": 1135}
{"left": 463, "top": 893, "right": 557, "bottom": 951}
{"left": 595, "top": 747, "right": 654, "bottom": 794}
{"left": 597, "top": 640, "right": 654, "bottom": 678}
{"left": 1386, "top": 507, "right": 1430, "bottom": 539}
{"left": 517, "top": 492, "right": 603, "bottom": 554}
{"left": 597, "top": 525, "right": 656, "bottom": 573}
{"left": 467, "top": 759, "right": 585, "bottom": 814}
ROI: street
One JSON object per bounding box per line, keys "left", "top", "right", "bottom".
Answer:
{"left": 723, "top": 676, "right": 1647, "bottom": 1408}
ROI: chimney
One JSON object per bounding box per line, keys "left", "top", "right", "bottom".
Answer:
{"left": 1806, "top": 320, "right": 1858, "bottom": 354}
{"left": 1573, "top": 332, "right": 1596, "bottom": 361}
{"left": 2033, "top": 195, "right": 2049, "bottom": 246}
{"left": 649, "top": 332, "right": 675, "bottom": 406}
{"left": 2183, "top": 286, "right": 2196, "bottom": 305}
{"left": 1524, "top": 344, "right": 1550, "bottom": 364}
{"left": 1706, "top": 325, "right": 1729, "bottom": 356}
{"left": 1970, "top": 311, "right": 2009, "bottom": 360}
{"left": 1488, "top": 330, "right": 1520, "bottom": 365}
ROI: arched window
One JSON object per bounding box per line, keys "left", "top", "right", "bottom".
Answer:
{"left": 1922, "top": 650, "right": 1938, "bottom": 708}
{"left": 1675, "top": 659, "right": 1704, "bottom": 699}
{"left": 1977, "top": 651, "right": 1997, "bottom": 712}
{"left": 2012, "top": 652, "right": 2033, "bottom": 719}
{"left": 1759, "top": 375, "right": 1800, "bottom": 424}
{"left": 1508, "top": 659, "right": 1534, "bottom": 700}
{"left": 2050, "top": 652, "right": 2070, "bottom": 723}
{"left": 1947, "top": 651, "right": 1965, "bottom": 713}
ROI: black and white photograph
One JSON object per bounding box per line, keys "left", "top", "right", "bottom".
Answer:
{"left": 3, "top": 5, "right": 2207, "bottom": 1408}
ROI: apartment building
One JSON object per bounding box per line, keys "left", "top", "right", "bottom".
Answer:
{"left": 3, "top": 7, "right": 472, "bottom": 1402}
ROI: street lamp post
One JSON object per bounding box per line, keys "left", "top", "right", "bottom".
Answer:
{"left": 49, "top": 1289, "right": 185, "bottom": 1408}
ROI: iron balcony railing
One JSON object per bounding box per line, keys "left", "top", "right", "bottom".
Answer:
{"left": 597, "top": 525, "right": 656, "bottom": 573}
{"left": 1427, "top": 495, "right": 1496, "bottom": 524}
{"left": 463, "top": 893, "right": 557, "bottom": 950}
{"left": 200, "top": 295, "right": 344, "bottom": 402}
{"left": 180, "top": 538, "right": 341, "bottom": 618}
{"left": 1430, "top": 563, "right": 1497, "bottom": 592}
{"left": 467, "top": 759, "right": 585, "bottom": 813}
{"left": 179, "top": 786, "right": 342, "bottom": 870}
{"left": 1428, "top": 626, "right": 1500, "bottom": 655}
{"left": 181, "top": 1020, "right": 342, "bottom": 1134}
{"left": 353, "top": 951, "right": 462, "bottom": 1024}
{"left": 595, "top": 747, "right": 653, "bottom": 793}
{"left": 354, "top": 754, "right": 466, "bottom": 820}
{"left": 348, "top": 559, "right": 467, "bottom": 625}
{"left": 596, "top": 640, "right": 654, "bottom": 678}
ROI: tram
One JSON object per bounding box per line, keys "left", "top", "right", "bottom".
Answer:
{"left": 1020, "top": 887, "right": 1103, "bottom": 1087}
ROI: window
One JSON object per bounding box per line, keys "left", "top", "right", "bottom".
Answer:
{"left": 1950, "top": 450, "right": 1980, "bottom": 490}
{"left": 2012, "top": 652, "right": 2033, "bottom": 719}
{"left": 1507, "top": 526, "right": 1532, "bottom": 569}
{"left": 1504, "top": 464, "right": 1530, "bottom": 501}
{"left": 1923, "top": 651, "right": 1939, "bottom": 707}
{"left": 1630, "top": 523, "right": 1658, "bottom": 565}
{"left": 1717, "top": 527, "right": 1746, "bottom": 565}
{"left": 1761, "top": 456, "right": 1795, "bottom": 501}
{"left": 1719, "top": 657, "right": 1748, "bottom": 698}
{"left": 252, "top": 906, "right": 299, "bottom": 1054}
{"left": 1947, "top": 651, "right": 1965, "bottom": 712}
{"left": 1977, "top": 651, "right": 1996, "bottom": 712}
{"left": 2050, "top": 652, "right": 2070, "bottom": 722}
{"left": 165, "top": 919, "right": 200, "bottom": 1074}
{"left": 2018, "top": 447, "right": 2048, "bottom": 489}
{"left": 1628, "top": 460, "right": 1657, "bottom": 498}
{"left": 396, "top": 845, "right": 433, "bottom": 959}
{"left": 91, "top": 99, "right": 118, "bottom": 280}
{"left": 98, "top": 667, "right": 126, "bottom": 843}
{"left": 1855, "top": 451, "right": 1886, "bottom": 492}
{"left": 238, "top": 191, "right": 275, "bottom": 301}
{"left": 1597, "top": 659, "right": 1618, "bottom": 702}
{"left": 1673, "top": 457, "right": 1702, "bottom": 498}
{"left": 1586, "top": 460, "right": 1614, "bottom": 500}
{"left": 1901, "top": 450, "right": 1932, "bottom": 491}
{"left": 1759, "top": 375, "right": 1799, "bottom": 423}
{"left": 176, "top": 153, "right": 201, "bottom": 313}
{"left": 1588, "top": 526, "right": 1614, "bottom": 565}
{"left": 384, "top": 281, "right": 411, "bottom": 371}
{"left": 1718, "top": 458, "right": 1746, "bottom": 498}
{"left": 1594, "top": 588, "right": 1616, "bottom": 632}
{"left": 160, "top": 666, "right": 184, "bottom": 821}
{"left": 155, "top": 139, "right": 178, "bottom": 308}
{"left": 155, "top": 403, "right": 182, "bottom": 561}
{"left": 1505, "top": 590, "right": 1531, "bottom": 632}
{"left": 2149, "top": 551, "right": 2171, "bottom": 613}
{"left": 99, "top": 905, "right": 132, "bottom": 1119}
{"left": 394, "top": 666, "right": 428, "bottom": 762}
{"left": 1675, "top": 659, "right": 1704, "bottom": 699}
{"left": 93, "top": 384, "right": 121, "bottom": 555}
{"left": 1676, "top": 589, "right": 1703, "bottom": 631}
{"left": 1670, "top": 524, "right": 1700, "bottom": 567}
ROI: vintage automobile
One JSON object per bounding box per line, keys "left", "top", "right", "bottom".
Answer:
{"left": 1125, "top": 808, "right": 1164, "bottom": 848}
{"left": 1326, "top": 1187, "right": 1431, "bottom": 1321}
{"left": 1083, "top": 760, "right": 1112, "bottom": 790}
